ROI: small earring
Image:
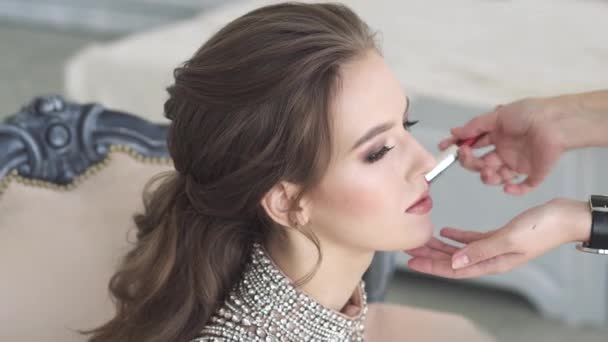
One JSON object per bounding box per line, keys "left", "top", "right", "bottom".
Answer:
{"left": 292, "top": 218, "right": 307, "bottom": 229}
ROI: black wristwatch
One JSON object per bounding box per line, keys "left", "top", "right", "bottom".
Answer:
{"left": 576, "top": 195, "right": 608, "bottom": 255}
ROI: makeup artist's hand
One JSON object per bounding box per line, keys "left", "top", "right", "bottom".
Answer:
{"left": 439, "top": 90, "right": 608, "bottom": 195}
{"left": 406, "top": 198, "right": 591, "bottom": 279}
{"left": 439, "top": 97, "right": 574, "bottom": 195}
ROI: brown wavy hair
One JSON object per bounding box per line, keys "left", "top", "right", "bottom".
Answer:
{"left": 84, "top": 2, "right": 377, "bottom": 341}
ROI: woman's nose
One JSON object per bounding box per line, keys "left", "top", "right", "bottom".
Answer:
{"left": 420, "top": 146, "right": 437, "bottom": 174}
{"left": 406, "top": 138, "right": 437, "bottom": 181}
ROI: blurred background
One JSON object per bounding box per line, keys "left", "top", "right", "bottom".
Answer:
{"left": 1, "top": 1, "right": 607, "bottom": 341}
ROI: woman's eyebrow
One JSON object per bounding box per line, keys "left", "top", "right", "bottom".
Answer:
{"left": 350, "top": 96, "right": 410, "bottom": 151}
{"left": 351, "top": 121, "right": 395, "bottom": 151}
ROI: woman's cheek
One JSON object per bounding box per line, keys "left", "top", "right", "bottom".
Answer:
{"left": 324, "top": 174, "right": 390, "bottom": 216}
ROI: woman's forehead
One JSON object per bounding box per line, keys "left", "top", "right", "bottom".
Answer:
{"left": 330, "top": 53, "right": 408, "bottom": 154}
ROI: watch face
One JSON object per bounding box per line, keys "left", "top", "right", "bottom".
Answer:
{"left": 590, "top": 195, "right": 608, "bottom": 209}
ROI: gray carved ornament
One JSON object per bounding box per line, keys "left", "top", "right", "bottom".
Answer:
{"left": 0, "top": 96, "right": 170, "bottom": 189}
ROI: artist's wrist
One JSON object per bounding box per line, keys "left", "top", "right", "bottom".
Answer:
{"left": 559, "top": 92, "right": 608, "bottom": 150}
{"left": 548, "top": 94, "right": 585, "bottom": 151}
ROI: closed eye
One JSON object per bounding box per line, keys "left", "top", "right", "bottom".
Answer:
{"left": 365, "top": 145, "right": 395, "bottom": 163}
{"left": 404, "top": 119, "right": 418, "bottom": 131}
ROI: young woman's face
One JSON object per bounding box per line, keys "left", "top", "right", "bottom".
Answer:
{"left": 307, "top": 50, "right": 436, "bottom": 253}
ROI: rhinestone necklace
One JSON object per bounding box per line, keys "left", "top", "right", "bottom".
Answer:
{"left": 193, "top": 243, "right": 367, "bottom": 341}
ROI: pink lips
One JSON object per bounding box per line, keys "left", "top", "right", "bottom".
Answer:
{"left": 405, "top": 191, "right": 433, "bottom": 214}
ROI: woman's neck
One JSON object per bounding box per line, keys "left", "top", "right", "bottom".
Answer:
{"left": 266, "top": 234, "right": 374, "bottom": 315}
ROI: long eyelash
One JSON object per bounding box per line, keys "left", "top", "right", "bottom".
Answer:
{"left": 403, "top": 120, "right": 419, "bottom": 131}
{"left": 365, "top": 119, "right": 418, "bottom": 164}
{"left": 366, "top": 145, "right": 395, "bottom": 163}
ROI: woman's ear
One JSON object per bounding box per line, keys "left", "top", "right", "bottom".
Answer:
{"left": 260, "top": 181, "right": 310, "bottom": 228}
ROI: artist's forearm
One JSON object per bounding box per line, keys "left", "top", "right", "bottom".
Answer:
{"left": 561, "top": 90, "right": 608, "bottom": 149}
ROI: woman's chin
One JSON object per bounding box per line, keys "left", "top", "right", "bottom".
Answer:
{"left": 376, "top": 224, "right": 434, "bottom": 251}
{"left": 406, "top": 232, "right": 433, "bottom": 251}
{"left": 405, "top": 221, "right": 434, "bottom": 249}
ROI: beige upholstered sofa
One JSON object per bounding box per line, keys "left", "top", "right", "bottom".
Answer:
{"left": 0, "top": 96, "right": 173, "bottom": 341}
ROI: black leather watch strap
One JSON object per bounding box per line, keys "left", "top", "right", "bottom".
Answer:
{"left": 588, "top": 195, "right": 608, "bottom": 249}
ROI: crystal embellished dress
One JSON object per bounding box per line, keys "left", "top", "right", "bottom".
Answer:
{"left": 192, "top": 243, "right": 368, "bottom": 342}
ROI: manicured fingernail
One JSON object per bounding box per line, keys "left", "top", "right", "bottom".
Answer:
{"left": 452, "top": 255, "right": 470, "bottom": 269}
